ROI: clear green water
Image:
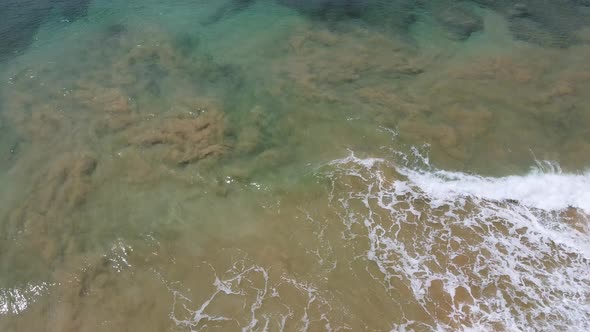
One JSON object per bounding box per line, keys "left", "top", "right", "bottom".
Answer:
{"left": 1, "top": 1, "right": 590, "bottom": 331}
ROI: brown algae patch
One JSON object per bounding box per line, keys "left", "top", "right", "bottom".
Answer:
{"left": 273, "top": 25, "right": 426, "bottom": 102}
{"left": 1, "top": 151, "right": 98, "bottom": 279}
{"left": 125, "top": 99, "right": 227, "bottom": 166}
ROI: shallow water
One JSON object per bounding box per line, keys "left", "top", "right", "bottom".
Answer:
{"left": 1, "top": 0, "right": 589, "bottom": 331}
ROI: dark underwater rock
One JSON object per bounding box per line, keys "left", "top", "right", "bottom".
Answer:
{"left": 435, "top": 3, "right": 484, "bottom": 40}
{"left": 278, "top": 0, "right": 369, "bottom": 17}
{"left": 509, "top": 17, "right": 571, "bottom": 48}
{"left": 52, "top": 0, "right": 92, "bottom": 22}
{"left": 508, "top": 3, "right": 530, "bottom": 18}
{"left": 362, "top": 0, "right": 420, "bottom": 32}
{"left": 0, "top": 0, "right": 92, "bottom": 60}
{"left": 204, "top": 0, "right": 421, "bottom": 33}
{"left": 102, "top": 23, "right": 128, "bottom": 42}
{"left": 174, "top": 33, "right": 201, "bottom": 56}
{"left": 0, "top": 0, "right": 51, "bottom": 59}
{"left": 202, "top": 0, "right": 255, "bottom": 26}
{"left": 204, "top": 0, "right": 371, "bottom": 25}
{"left": 469, "top": 0, "right": 590, "bottom": 47}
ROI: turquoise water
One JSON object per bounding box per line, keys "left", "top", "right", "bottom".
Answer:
{"left": 1, "top": 0, "right": 590, "bottom": 331}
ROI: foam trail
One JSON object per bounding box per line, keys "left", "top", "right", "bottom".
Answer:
{"left": 399, "top": 168, "right": 590, "bottom": 213}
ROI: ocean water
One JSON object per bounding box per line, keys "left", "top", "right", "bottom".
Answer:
{"left": 0, "top": 0, "right": 589, "bottom": 331}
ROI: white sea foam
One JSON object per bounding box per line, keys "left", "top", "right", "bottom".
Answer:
{"left": 400, "top": 167, "right": 590, "bottom": 214}
{"left": 326, "top": 152, "right": 590, "bottom": 331}
{"left": 330, "top": 152, "right": 590, "bottom": 214}
{"left": 168, "top": 258, "right": 336, "bottom": 332}
{"left": 0, "top": 282, "right": 51, "bottom": 315}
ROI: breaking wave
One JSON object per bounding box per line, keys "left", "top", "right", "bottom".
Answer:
{"left": 400, "top": 163, "right": 590, "bottom": 214}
